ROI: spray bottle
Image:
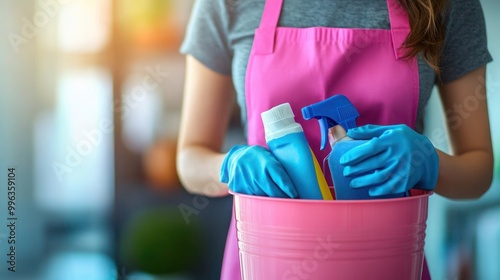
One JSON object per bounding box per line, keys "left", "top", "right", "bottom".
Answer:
{"left": 261, "top": 103, "right": 333, "bottom": 200}
{"left": 301, "top": 95, "right": 406, "bottom": 200}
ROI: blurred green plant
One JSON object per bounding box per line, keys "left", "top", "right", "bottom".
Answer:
{"left": 120, "top": 206, "right": 204, "bottom": 275}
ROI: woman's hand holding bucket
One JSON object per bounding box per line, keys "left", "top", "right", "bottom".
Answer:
{"left": 340, "top": 124, "right": 439, "bottom": 196}
{"left": 220, "top": 145, "right": 298, "bottom": 198}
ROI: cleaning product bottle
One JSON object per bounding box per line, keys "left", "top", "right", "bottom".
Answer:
{"left": 301, "top": 95, "right": 407, "bottom": 200}
{"left": 261, "top": 103, "right": 333, "bottom": 200}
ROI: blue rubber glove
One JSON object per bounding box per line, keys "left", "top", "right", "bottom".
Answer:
{"left": 339, "top": 124, "right": 439, "bottom": 196}
{"left": 220, "top": 145, "right": 298, "bottom": 198}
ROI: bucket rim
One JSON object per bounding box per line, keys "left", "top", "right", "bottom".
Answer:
{"left": 229, "top": 190, "right": 433, "bottom": 204}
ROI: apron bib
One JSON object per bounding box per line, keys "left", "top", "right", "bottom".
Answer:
{"left": 222, "top": 0, "right": 430, "bottom": 278}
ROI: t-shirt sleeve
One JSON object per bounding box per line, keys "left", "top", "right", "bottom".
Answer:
{"left": 180, "top": 0, "right": 233, "bottom": 75}
{"left": 439, "top": 0, "right": 493, "bottom": 83}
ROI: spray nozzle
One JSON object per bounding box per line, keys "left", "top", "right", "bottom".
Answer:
{"left": 301, "top": 94, "right": 360, "bottom": 150}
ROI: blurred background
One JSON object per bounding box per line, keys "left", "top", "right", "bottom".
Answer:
{"left": 0, "top": 0, "right": 498, "bottom": 279}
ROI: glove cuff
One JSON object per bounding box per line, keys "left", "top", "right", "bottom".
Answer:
{"left": 220, "top": 145, "right": 246, "bottom": 183}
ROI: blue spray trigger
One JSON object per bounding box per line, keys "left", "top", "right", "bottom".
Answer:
{"left": 301, "top": 95, "right": 360, "bottom": 150}
{"left": 316, "top": 114, "right": 337, "bottom": 150}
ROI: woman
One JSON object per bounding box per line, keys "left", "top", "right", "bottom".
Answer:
{"left": 177, "top": 0, "right": 494, "bottom": 279}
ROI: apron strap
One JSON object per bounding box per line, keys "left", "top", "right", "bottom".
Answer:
{"left": 255, "top": 0, "right": 411, "bottom": 59}
{"left": 386, "top": 0, "right": 412, "bottom": 60}
{"left": 254, "top": 0, "right": 284, "bottom": 54}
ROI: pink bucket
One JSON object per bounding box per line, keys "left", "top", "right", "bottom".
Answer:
{"left": 232, "top": 189, "right": 431, "bottom": 280}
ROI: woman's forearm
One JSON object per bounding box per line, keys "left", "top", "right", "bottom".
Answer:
{"left": 176, "top": 56, "right": 235, "bottom": 197}
{"left": 434, "top": 149, "right": 494, "bottom": 199}
{"left": 177, "top": 145, "right": 229, "bottom": 197}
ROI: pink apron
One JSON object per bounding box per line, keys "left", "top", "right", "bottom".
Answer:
{"left": 221, "top": 0, "right": 431, "bottom": 279}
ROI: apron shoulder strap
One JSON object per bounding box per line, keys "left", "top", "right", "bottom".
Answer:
{"left": 255, "top": 0, "right": 412, "bottom": 59}
{"left": 386, "top": 0, "right": 412, "bottom": 60}
{"left": 254, "top": 0, "right": 283, "bottom": 55}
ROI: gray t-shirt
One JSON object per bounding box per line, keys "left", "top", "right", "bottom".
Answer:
{"left": 180, "top": 0, "right": 492, "bottom": 134}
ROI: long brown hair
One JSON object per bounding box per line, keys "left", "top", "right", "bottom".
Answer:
{"left": 398, "top": 0, "right": 449, "bottom": 74}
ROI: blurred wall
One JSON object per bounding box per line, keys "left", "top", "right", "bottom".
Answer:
{"left": 0, "top": 0, "right": 45, "bottom": 277}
